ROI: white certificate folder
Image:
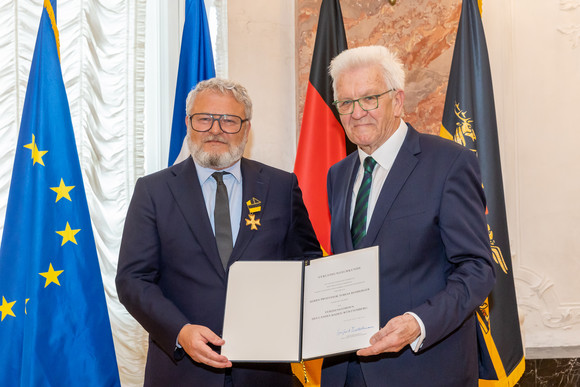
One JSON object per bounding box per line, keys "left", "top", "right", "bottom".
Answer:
{"left": 221, "top": 246, "right": 379, "bottom": 362}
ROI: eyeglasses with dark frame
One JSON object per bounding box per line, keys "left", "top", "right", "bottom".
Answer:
{"left": 188, "top": 113, "right": 249, "bottom": 134}
{"left": 332, "top": 89, "right": 396, "bottom": 115}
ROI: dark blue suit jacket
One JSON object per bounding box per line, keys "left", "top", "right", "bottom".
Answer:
{"left": 116, "top": 157, "right": 321, "bottom": 387}
{"left": 323, "top": 126, "right": 495, "bottom": 387}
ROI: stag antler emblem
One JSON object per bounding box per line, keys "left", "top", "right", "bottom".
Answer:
{"left": 453, "top": 102, "right": 477, "bottom": 149}
{"left": 488, "top": 224, "right": 508, "bottom": 274}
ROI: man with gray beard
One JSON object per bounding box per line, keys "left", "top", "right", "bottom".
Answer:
{"left": 116, "top": 78, "right": 321, "bottom": 387}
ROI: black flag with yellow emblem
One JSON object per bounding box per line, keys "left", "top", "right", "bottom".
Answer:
{"left": 440, "top": 0, "right": 525, "bottom": 385}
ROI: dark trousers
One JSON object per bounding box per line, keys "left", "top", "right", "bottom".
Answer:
{"left": 345, "top": 354, "right": 367, "bottom": 387}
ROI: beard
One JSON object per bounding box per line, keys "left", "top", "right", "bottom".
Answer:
{"left": 188, "top": 132, "right": 248, "bottom": 170}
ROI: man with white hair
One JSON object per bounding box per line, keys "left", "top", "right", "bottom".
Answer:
{"left": 117, "top": 78, "right": 321, "bottom": 386}
{"left": 323, "top": 45, "right": 495, "bottom": 386}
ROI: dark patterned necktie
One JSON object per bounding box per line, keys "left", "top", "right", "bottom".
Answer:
{"left": 351, "top": 157, "right": 377, "bottom": 248}
{"left": 212, "top": 172, "right": 233, "bottom": 269}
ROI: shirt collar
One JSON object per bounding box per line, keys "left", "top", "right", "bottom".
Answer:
{"left": 194, "top": 158, "right": 243, "bottom": 184}
{"left": 357, "top": 119, "right": 408, "bottom": 170}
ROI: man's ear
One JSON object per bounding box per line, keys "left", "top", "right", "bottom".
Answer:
{"left": 393, "top": 90, "right": 405, "bottom": 118}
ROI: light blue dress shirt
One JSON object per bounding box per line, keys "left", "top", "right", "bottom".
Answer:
{"left": 194, "top": 160, "right": 242, "bottom": 245}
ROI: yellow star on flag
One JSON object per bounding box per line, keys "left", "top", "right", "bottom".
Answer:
{"left": 50, "top": 178, "right": 75, "bottom": 202}
{"left": 39, "top": 263, "right": 64, "bottom": 288}
{"left": 0, "top": 296, "right": 17, "bottom": 321}
{"left": 23, "top": 134, "right": 48, "bottom": 166}
{"left": 56, "top": 222, "right": 80, "bottom": 246}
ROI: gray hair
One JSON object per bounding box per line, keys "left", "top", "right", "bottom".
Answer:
{"left": 329, "top": 45, "right": 406, "bottom": 99}
{"left": 185, "top": 78, "right": 253, "bottom": 120}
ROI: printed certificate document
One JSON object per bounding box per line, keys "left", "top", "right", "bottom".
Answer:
{"left": 221, "top": 246, "right": 379, "bottom": 362}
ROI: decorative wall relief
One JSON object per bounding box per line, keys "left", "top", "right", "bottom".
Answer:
{"left": 517, "top": 266, "right": 580, "bottom": 347}
{"left": 557, "top": 25, "right": 580, "bottom": 47}
{"left": 559, "top": 0, "right": 580, "bottom": 11}
{"left": 559, "top": 0, "right": 580, "bottom": 48}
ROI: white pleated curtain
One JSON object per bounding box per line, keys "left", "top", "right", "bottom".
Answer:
{"left": 1, "top": 0, "right": 147, "bottom": 385}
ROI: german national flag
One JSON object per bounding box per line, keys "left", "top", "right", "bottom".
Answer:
{"left": 440, "top": 1, "right": 525, "bottom": 385}
{"left": 294, "top": 0, "right": 354, "bottom": 257}
{"left": 292, "top": 1, "right": 354, "bottom": 384}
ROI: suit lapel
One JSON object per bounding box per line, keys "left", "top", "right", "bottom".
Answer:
{"left": 167, "top": 158, "right": 225, "bottom": 276}
{"left": 229, "top": 158, "right": 270, "bottom": 264}
{"left": 341, "top": 154, "right": 360, "bottom": 251}
{"left": 363, "top": 126, "right": 421, "bottom": 247}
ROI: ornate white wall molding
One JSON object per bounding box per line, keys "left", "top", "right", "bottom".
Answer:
{"left": 560, "top": 0, "right": 580, "bottom": 11}
{"left": 559, "top": 0, "right": 580, "bottom": 48}
{"left": 515, "top": 266, "right": 580, "bottom": 347}
{"left": 557, "top": 25, "right": 580, "bottom": 48}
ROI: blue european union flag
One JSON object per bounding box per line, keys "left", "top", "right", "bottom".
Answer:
{"left": 0, "top": 2, "right": 120, "bottom": 385}
{"left": 168, "top": 0, "right": 216, "bottom": 166}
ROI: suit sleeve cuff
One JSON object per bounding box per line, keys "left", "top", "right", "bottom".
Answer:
{"left": 174, "top": 323, "right": 190, "bottom": 361}
{"left": 405, "top": 312, "right": 426, "bottom": 352}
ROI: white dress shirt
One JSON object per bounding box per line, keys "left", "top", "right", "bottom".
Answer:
{"left": 349, "top": 120, "right": 426, "bottom": 352}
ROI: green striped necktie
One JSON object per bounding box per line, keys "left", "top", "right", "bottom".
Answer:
{"left": 351, "top": 157, "right": 377, "bottom": 248}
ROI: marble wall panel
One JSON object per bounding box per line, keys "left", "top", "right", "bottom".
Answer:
{"left": 296, "top": 0, "right": 461, "bottom": 136}
{"left": 516, "top": 358, "right": 580, "bottom": 387}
